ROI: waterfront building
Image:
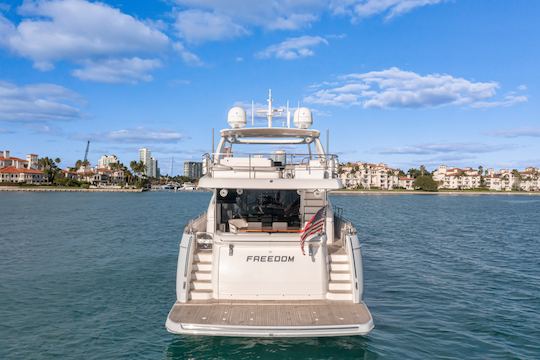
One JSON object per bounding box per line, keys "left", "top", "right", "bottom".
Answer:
{"left": 139, "top": 148, "right": 160, "bottom": 178}
{"left": 0, "top": 166, "right": 45, "bottom": 184}
{"left": 183, "top": 161, "right": 203, "bottom": 179}
{"left": 97, "top": 154, "right": 118, "bottom": 169}
{"left": 26, "top": 154, "right": 39, "bottom": 169}
{"left": 432, "top": 165, "right": 481, "bottom": 190}
{"left": 0, "top": 150, "right": 45, "bottom": 184}
{"left": 484, "top": 175, "right": 503, "bottom": 191}
{"left": 1, "top": 150, "right": 34, "bottom": 169}
{"left": 151, "top": 158, "right": 159, "bottom": 178}
{"left": 518, "top": 168, "right": 540, "bottom": 192}
{"left": 339, "top": 162, "right": 399, "bottom": 190}
{"left": 483, "top": 169, "right": 517, "bottom": 191}
{"left": 436, "top": 166, "right": 540, "bottom": 192}
{"left": 139, "top": 148, "right": 151, "bottom": 175}
{"left": 398, "top": 177, "right": 415, "bottom": 190}
{"left": 61, "top": 169, "right": 78, "bottom": 180}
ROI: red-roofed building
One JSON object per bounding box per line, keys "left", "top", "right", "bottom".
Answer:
{"left": 432, "top": 165, "right": 481, "bottom": 189}
{"left": 0, "top": 150, "right": 45, "bottom": 184}
{"left": 398, "top": 177, "right": 415, "bottom": 190}
{"left": 0, "top": 166, "right": 45, "bottom": 184}
{"left": 339, "top": 162, "right": 399, "bottom": 190}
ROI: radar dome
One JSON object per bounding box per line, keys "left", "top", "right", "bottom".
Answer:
{"left": 227, "top": 106, "right": 247, "bottom": 128}
{"left": 293, "top": 107, "right": 313, "bottom": 129}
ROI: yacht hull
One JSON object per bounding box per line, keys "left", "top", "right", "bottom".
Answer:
{"left": 166, "top": 300, "right": 373, "bottom": 337}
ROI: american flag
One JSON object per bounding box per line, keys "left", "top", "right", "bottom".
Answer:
{"left": 300, "top": 206, "right": 326, "bottom": 255}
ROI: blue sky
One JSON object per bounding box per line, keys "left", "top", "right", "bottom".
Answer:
{"left": 1, "top": 0, "right": 539, "bottom": 174}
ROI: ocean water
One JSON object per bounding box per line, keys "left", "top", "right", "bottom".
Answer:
{"left": 1, "top": 192, "right": 539, "bottom": 359}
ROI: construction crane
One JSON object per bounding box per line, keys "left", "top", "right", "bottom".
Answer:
{"left": 83, "top": 140, "right": 90, "bottom": 165}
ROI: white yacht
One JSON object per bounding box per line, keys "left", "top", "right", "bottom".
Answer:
{"left": 166, "top": 91, "right": 373, "bottom": 337}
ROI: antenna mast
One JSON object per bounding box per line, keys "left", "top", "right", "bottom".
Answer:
{"left": 251, "top": 100, "right": 255, "bottom": 126}
{"left": 267, "top": 89, "right": 273, "bottom": 128}
{"left": 83, "top": 140, "right": 90, "bottom": 165}
{"left": 286, "top": 101, "right": 290, "bottom": 128}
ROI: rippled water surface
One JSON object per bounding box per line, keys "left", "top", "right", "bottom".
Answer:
{"left": 1, "top": 192, "right": 539, "bottom": 359}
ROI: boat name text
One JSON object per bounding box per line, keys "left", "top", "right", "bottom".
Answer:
{"left": 246, "top": 255, "right": 294, "bottom": 263}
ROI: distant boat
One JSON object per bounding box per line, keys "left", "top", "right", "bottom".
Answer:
{"left": 166, "top": 90, "right": 373, "bottom": 337}
{"left": 180, "top": 182, "right": 196, "bottom": 191}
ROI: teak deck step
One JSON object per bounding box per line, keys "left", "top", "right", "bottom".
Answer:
{"left": 191, "top": 270, "right": 212, "bottom": 281}
{"left": 168, "top": 300, "right": 371, "bottom": 327}
{"left": 193, "top": 262, "right": 212, "bottom": 272}
{"left": 326, "top": 290, "right": 353, "bottom": 301}
{"left": 189, "top": 289, "right": 213, "bottom": 300}
{"left": 328, "top": 280, "right": 352, "bottom": 291}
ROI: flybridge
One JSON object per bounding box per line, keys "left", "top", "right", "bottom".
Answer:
{"left": 198, "top": 90, "right": 342, "bottom": 186}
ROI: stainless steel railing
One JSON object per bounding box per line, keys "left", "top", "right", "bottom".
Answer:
{"left": 202, "top": 152, "right": 340, "bottom": 179}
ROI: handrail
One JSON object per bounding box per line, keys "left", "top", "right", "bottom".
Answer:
{"left": 203, "top": 152, "right": 339, "bottom": 179}
{"left": 185, "top": 212, "right": 207, "bottom": 234}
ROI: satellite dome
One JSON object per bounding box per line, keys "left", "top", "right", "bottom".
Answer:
{"left": 227, "top": 106, "right": 247, "bottom": 128}
{"left": 293, "top": 107, "right": 313, "bottom": 129}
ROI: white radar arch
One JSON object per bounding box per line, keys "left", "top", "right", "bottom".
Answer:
{"left": 227, "top": 106, "right": 247, "bottom": 128}
{"left": 293, "top": 107, "right": 313, "bottom": 129}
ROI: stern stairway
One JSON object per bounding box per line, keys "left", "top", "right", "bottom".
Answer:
{"left": 189, "top": 249, "right": 213, "bottom": 300}
{"left": 327, "top": 249, "right": 353, "bottom": 301}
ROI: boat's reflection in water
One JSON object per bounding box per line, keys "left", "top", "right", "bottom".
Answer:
{"left": 165, "top": 335, "right": 377, "bottom": 359}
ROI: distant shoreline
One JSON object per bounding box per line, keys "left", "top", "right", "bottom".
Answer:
{"left": 0, "top": 186, "right": 143, "bottom": 193}
{"left": 2, "top": 186, "right": 539, "bottom": 196}
{"left": 330, "top": 190, "right": 540, "bottom": 196}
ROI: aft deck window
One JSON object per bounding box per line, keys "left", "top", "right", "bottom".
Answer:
{"left": 216, "top": 189, "right": 301, "bottom": 232}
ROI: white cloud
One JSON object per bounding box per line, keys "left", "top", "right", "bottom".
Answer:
{"left": 173, "top": 42, "right": 203, "bottom": 66}
{"left": 171, "top": 0, "right": 449, "bottom": 41}
{"left": 256, "top": 35, "right": 328, "bottom": 60}
{"left": 0, "top": 81, "right": 82, "bottom": 122}
{"left": 304, "top": 67, "right": 526, "bottom": 109}
{"left": 175, "top": 9, "right": 248, "bottom": 43}
{"left": 174, "top": 0, "right": 324, "bottom": 33}
{"left": 330, "top": 0, "right": 446, "bottom": 20}
{"left": 377, "top": 142, "right": 513, "bottom": 155}
{"left": 89, "top": 127, "right": 185, "bottom": 144}
{"left": 0, "top": 0, "right": 168, "bottom": 71}
{"left": 72, "top": 58, "right": 162, "bottom": 84}
{"left": 471, "top": 93, "right": 528, "bottom": 108}
{"left": 488, "top": 128, "right": 540, "bottom": 138}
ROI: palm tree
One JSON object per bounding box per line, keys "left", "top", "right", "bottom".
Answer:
{"left": 122, "top": 165, "right": 134, "bottom": 185}
{"left": 130, "top": 160, "right": 146, "bottom": 177}
{"left": 38, "top": 157, "right": 60, "bottom": 183}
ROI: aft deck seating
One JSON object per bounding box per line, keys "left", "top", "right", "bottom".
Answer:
{"left": 247, "top": 222, "right": 263, "bottom": 230}
{"left": 272, "top": 222, "right": 288, "bottom": 231}
{"left": 213, "top": 157, "right": 280, "bottom": 179}
{"left": 219, "top": 157, "right": 273, "bottom": 167}
{"left": 228, "top": 218, "right": 248, "bottom": 233}
{"left": 294, "top": 159, "right": 327, "bottom": 179}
